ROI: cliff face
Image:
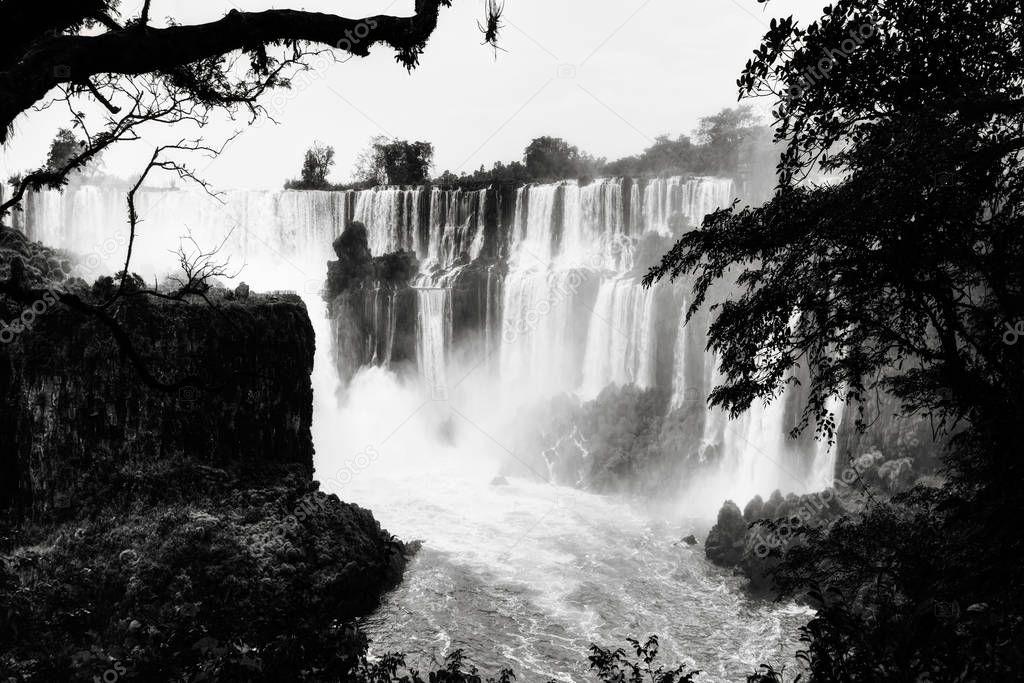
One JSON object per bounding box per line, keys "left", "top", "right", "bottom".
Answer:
{"left": 0, "top": 288, "right": 315, "bottom": 522}
{"left": 325, "top": 222, "right": 420, "bottom": 386}
{"left": 1, "top": 231, "right": 412, "bottom": 680}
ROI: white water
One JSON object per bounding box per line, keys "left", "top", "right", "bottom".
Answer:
{"left": 316, "top": 369, "right": 810, "bottom": 682}
{"left": 19, "top": 179, "right": 838, "bottom": 502}
{"left": 579, "top": 277, "right": 659, "bottom": 397}
{"left": 416, "top": 288, "right": 451, "bottom": 397}
{"left": 20, "top": 178, "right": 830, "bottom": 681}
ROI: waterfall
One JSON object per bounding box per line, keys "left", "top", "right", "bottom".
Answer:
{"left": 416, "top": 288, "right": 451, "bottom": 397}
{"left": 18, "top": 175, "right": 840, "bottom": 504}
{"left": 21, "top": 186, "right": 342, "bottom": 280}
{"left": 579, "top": 277, "right": 658, "bottom": 397}
{"left": 643, "top": 176, "right": 734, "bottom": 234}
{"left": 669, "top": 303, "right": 689, "bottom": 410}
{"left": 350, "top": 186, "right": 424, "bottom": 257}
{"left": 425, "top": 187, "right": 489, "bottom": 269}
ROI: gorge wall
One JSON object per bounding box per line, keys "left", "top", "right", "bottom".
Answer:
{"left": 0, "top": 233, "right": 315, "bottom": 521}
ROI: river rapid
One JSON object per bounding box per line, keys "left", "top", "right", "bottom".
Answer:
{"left": 314, "top": 364, "right": 810, "bottom": 683}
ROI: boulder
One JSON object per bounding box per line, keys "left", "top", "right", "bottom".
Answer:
{"left": 705, "top": 500, "right": 749, "bottom": 567}
{"left": 743, "top": 494, "right": 765, "bottom": 523}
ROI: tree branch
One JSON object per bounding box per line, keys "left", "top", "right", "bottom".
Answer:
{"left": 0, "top": 1, "right": 455, "bottom": 140}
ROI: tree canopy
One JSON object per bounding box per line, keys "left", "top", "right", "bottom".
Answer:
{"left": 646, "top": 0, "right": 1024, "bottom": 466}
{"left": 353, "top": 137, "right": 434, "bottom": 186}
{"left": 645, "top": 2, "right": 1024, "bottom": 676}
{"left": 523, "top": 136, "right": 592, "bottom": 179}
{"left": 432, "top": 112, "right": 773, "bottom": 188}
{"left": 285, "top": 141, "right": 336, "bottom": 190}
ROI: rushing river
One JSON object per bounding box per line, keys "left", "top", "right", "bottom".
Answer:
{"left": 314, "top": 364, "right": 811, "bottom": 683}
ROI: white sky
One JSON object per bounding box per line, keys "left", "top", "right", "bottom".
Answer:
{"left": 1, "top": 0, "right": 824, "bottom": 190}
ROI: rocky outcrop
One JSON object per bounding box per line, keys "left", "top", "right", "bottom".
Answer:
{"left": 705, "top": 500, "right": 748, "bottom": 567}
{"left": 324, "top": 221, "right": 510, "bottom": 388}
{"left": 1, "top": 229, "right": 411, "bottom": 681}
{"left": 0, "top": 469, "right": 410, "bottom": 681}
{"left": 325, "top": 221, "right": 419, "bottom": 387}
{"left": 0, "top": 274, "right": 315, "bottom": 522}
{"left": 705, "top": 488, "right": 850, "bottom": 591}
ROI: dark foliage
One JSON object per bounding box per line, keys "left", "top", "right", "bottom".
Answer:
{"left": 586, "top": 636, "right": 700, "bottom": 683}
{"left": 523, "top": 136, "right": 603, "bottom": 180}
{"left": 285, "top": 141, "right": 336, "bottom": 190}
{"left": 353, "top": 137, "right": 435, "bottom": 186}
{"left": 0, "top": 475, "right": 408, "bottom": 682}
{"left": 434, "top": 111, "right": 775, "bottom": 188}
{"left": 605, "top": 107, "right": 767, "bottom": 178}
{"left": 646, "top": 0, "right": 1024, "bottom": 679}
{"left": 0, "top": 1, "right": 476, "bottom": 145}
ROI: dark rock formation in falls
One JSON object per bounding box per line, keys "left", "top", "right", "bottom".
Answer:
{"left": 324, "top": 219, "right": 510, "bottom": 385}
{"left": 325, "top": 221, "right": 420, "bottom": 386}
{"left": 704, "top": 489, "right": 844, "bottom": 592}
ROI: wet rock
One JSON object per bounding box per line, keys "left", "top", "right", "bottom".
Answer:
{"left": 234, "top": 281, "right": 250, "bottom": 300}
{"left": 681, "top": 534, "right": 698, "bottom": 546}
{"left": 743, "top": 494, "right": 765, "bottom": 523}
{"left": 705, "top": 500, "right": 748, "bottom": 567}
{"left": 324, "top": 224, "right": 420, "bottom": 388}
{"left": 490, "top": 476, "right": 509, "bottom": 486}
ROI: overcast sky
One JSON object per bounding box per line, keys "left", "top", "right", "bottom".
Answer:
{"left": 1, "top": 0, "right": 824, "bottom": 190}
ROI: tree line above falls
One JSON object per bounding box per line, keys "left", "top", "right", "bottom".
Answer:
{"left": 26, "top": 105, "right": 772, "bottom": 196}
{"left": 281, "top": 106, "right": 775, "bottom": 191}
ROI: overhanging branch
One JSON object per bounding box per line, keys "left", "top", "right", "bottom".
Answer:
{"left": 0, "top": 0, "right": 456, "bottom": 141}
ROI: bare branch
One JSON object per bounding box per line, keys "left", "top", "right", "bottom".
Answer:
{"left": 107, "top": 133, "right": 240, "bottom": 306}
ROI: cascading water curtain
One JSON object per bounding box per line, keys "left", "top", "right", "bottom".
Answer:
{"left": 20, "top": 177, "right": 839, "bottom": 497}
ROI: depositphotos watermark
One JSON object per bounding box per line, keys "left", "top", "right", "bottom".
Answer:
{"left": 750, "top": 451, "right": 885, "bottom": 558}
{"left": 0, "top": 287, "right": 62, "bottom": 344}
{"left": 321, "top": 445, "right": 381, "bottom": 490}
{"left": 1002, "top": 320, "right": 1023, "bottom": 346}
{"left": 258, "top": 19, "right": 379, "bottom": 126}
{"left": 1, "top": 233, "right": 127, "bottom": 345}
{"left": 268, "top": 491, "right": 334, "bottom": 545}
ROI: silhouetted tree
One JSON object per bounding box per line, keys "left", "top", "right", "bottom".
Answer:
{"left": 693, "top": 106, "right": 760, "bottom": 174}
{"left": 646, "top": 0, "right": 1024, "bottom": 678}
{"left": 524, "top": 136, "right": 582, "bottom": 179}
{"left": 353, "top": 137, "right": 434, "bottom": 186}
{"left": 302, "top": 142, "right": 335, "bottom": 187}
{"left": 0, "top": 1, "right": 501, "bottom": 218}
{"left": 285, "top": 141, "right": 335, "bottom": 189}
{"left": 43, "top": 129, "right": 82, "bottom": 172}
